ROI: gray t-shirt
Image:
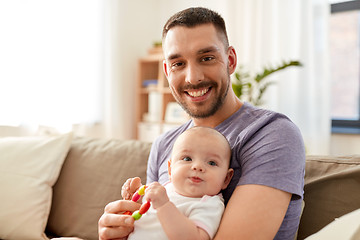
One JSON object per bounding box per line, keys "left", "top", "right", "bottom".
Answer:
{"left": 146, "top": 102, "right": 305, "bottom": 240}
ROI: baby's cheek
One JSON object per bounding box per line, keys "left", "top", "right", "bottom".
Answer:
{"left": 214, "top": 179, "right": 226, "bottom": 193}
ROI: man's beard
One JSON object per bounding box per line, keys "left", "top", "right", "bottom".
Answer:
{"left": 173, "top": 77, "right": 230, "bottom": 119}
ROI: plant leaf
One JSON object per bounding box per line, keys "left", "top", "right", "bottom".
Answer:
{"left": 255, "top": 60, "right": 302, "bottom": 83}
{"left": 232, "top": 60, "right": 302, "bottom": 105}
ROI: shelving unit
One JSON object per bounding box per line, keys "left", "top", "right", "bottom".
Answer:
{"left": 135, "top": 48, "right": 188, "bottom": 142}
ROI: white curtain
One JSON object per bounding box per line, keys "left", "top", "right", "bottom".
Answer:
{"left": 224, "top": 0, "right": 331, "bottom": 154}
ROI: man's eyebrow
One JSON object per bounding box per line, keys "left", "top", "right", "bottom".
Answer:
{"left": 197, "top": 46, "right": 220, "bottom": 54}
{"left": 167, "top": 53, "right": 182, "bottom": 61}
{"left": 166, "top": 46, "right": 220, "bottom": 61}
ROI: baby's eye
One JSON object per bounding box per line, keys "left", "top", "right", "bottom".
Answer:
{"left": 208, "top": 161, "right": 217, "bottom": 166}
{"left": 182, "top": 157, "right": 192, "bottom": 162}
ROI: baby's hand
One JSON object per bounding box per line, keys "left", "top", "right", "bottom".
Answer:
{"left": 121, "top": 177, "right": 142, "bottom": 201}
{"left": 144, "top": 182, "right": 169, "bottom": 209}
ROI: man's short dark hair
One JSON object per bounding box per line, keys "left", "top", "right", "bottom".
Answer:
{"left": 162, "top": 7, "right": 229, "bottom": 48}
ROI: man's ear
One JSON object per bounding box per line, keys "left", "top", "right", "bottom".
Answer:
{"left": 222, "top": 168, "right": 234, "bottom": 190}
{"left": 167, "top": 159, "right": 172, "bottom": 180}
{"left": 163, "top": 60, "right": 169, "bottom": 78}
{"left": 227, "top": 46, "right": 237, "bottom": 75}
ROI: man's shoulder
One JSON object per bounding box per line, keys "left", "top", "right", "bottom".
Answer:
{"left": 241, "top": 103, "right": 291, "bottom": 125}
{"left": 220, "top": 103, "right": 297, "bottom": 139}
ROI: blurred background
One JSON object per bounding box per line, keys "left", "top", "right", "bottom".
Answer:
{"left": 0, "top": 0, "right": 359, "bottom": 155}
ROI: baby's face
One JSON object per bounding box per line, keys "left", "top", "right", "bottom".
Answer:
{"left": 169, "top": 128, "right": 233, "bottom": 198}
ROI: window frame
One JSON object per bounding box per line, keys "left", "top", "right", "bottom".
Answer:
{"left": 330, "top": 0, "right": 360, "bottom": 134}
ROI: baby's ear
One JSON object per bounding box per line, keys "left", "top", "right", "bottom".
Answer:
{"left": 167, "top": 159, "right": 172, "bottom": 180}
{"left": 222, "top": 168, "right": 234, "bottom": 189}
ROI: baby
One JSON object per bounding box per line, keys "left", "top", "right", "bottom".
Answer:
{"left": 122, "top": 126, "right": 233, "bottom": 240}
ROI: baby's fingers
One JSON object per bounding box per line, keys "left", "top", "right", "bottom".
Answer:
{"left": 121, "top": 178, "right": 132, "bottom": 200}
{"left": 129, "top": 177, "right": 142, "bottom": 195}
{"left": 121, "top": 177, "right": 142, "bottom": 200}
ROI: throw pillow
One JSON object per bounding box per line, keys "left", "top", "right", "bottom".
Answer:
{"left": 46, "top": 137, "right": 152, "bottom": 240}
{"left": 305, "top": 208, "right": 360, "bottom": 240}
{"left": 0, "top": 133, "right": 73, "bottom": 240}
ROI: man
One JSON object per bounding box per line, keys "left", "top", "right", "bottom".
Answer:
{"left": 99, "top": 7, "right": 305, "bottom": 240}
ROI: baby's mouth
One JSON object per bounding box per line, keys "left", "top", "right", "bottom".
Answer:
{"left": 190, "top": 176, "right": 203, "bottom": 183}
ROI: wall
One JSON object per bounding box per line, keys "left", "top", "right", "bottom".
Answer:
{"left": 100, "top": 0, "right": 164, "bottom": 140}
{"left": 330, "top": 134, "right": 360, "bottom": 155}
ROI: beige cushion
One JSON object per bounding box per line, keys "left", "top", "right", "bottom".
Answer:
{"left": 0, "top": 133, "right": 73, "bottom": 240}
{"left": 305, "top": 208, "right": 360, "bottom": 240}
{"left": 298, "top": 155, "right": 360, "bottom": 239}
{"left": 46, "top": 137, "right": 152, "bottom": 240}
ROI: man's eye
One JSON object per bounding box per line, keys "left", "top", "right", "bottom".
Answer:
{"left": 208, "top": 161, "right": 217, "bottom": 166}
{"left": 171, "top": 62, "right": 184, "bottom": 69}
{"left": 201, "top": 56, "right": 214, "bottom": 62}
{"left": 182, "top": 157, "right": 192, "bottom": 161}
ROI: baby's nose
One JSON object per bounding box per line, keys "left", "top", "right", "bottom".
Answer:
{"left": 192, "top": 163, "right": 204, "bottom": 172}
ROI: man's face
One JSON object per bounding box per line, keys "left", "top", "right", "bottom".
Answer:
{"left": 162, "top": 24, "right": 232, "bottom": 118}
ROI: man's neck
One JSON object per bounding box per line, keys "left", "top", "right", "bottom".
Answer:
{"left": 192, "top": 97, "right": 243, "bottom": 128}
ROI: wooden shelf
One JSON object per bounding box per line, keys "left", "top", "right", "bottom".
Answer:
{"left": 139, "top": 87, "right": 172, "bottom": 94}
{"left": 135, "top": 48, "right": 188, "bottom": 142}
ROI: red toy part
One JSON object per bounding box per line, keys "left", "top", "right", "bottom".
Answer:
{"left": 123, "top": 211, "right": 132, "bottom": 215}
{"left": 139, "top": 201, "right": 151, "bottom": 215}
{"left": 122, "top": 185, "right": 151, "bottom": 220}
{"left": 131, "top": 192, "right": 141, "bottom": 202}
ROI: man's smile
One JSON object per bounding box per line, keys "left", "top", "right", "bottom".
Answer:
{"left": 185, "top": 87, "right": 211, "bottom": 98}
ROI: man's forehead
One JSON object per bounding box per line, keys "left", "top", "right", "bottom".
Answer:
{"left": 163, "top": 24, "right": 224, "bottom": 59}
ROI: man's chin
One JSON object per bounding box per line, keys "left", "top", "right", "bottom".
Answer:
{"left": 186, "top": 110, "right": 215, "bottom": 119}
{"left": 185, "top": 104, "right": 219, "bottom": 118}
{"left": 176, "top": 98, "right": 219, "bottom": 118}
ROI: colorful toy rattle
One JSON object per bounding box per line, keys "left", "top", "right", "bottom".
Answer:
{"left": 123, "top": 185, "right": 151, "bottom": 220}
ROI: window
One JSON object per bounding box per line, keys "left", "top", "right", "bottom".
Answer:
{"left": 0, "top": 0, "right": 102, "bottom": 129}
{"left": 330, "top": 0, "right": 360, "bottom": 133}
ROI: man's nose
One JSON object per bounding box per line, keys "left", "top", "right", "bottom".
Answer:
{"left": 185, "top": 63, "right": 204, "bottom": 84}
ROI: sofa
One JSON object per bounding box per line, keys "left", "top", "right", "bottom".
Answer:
{"left": 1, "top": 133, "right": 360, "bottom": 240}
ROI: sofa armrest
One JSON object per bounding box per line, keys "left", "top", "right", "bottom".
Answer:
{"left": 298, "top": 155, "right": 360, "bottom": 239}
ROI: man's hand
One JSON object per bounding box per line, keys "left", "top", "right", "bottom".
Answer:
{"left": 98, "top": 200, "right": 141, "bottom": 240}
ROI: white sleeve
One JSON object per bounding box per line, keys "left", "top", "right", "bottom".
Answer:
{"left": 187, "top": 195, "right": 225, "bottom": 239}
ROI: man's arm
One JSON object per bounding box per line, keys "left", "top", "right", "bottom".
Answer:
{"left": 214, "top": 184, "right": 291, "bottom": 240}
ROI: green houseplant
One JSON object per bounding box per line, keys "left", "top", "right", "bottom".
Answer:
{"left": 232, "top": 60, "right": 302, "bottom": 106}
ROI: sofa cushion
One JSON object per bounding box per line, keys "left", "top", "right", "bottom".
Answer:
{"left": 46, "top": 137, "right": 152, "bottom": 240}
{"left": 298, "top": 155, "right": 360, "bottom": 239}
{"left": 0, "top": 133, "right": 73, "bottom": 240}
{"left": 305, "top": 207, "right": 360, "bottom": 240}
